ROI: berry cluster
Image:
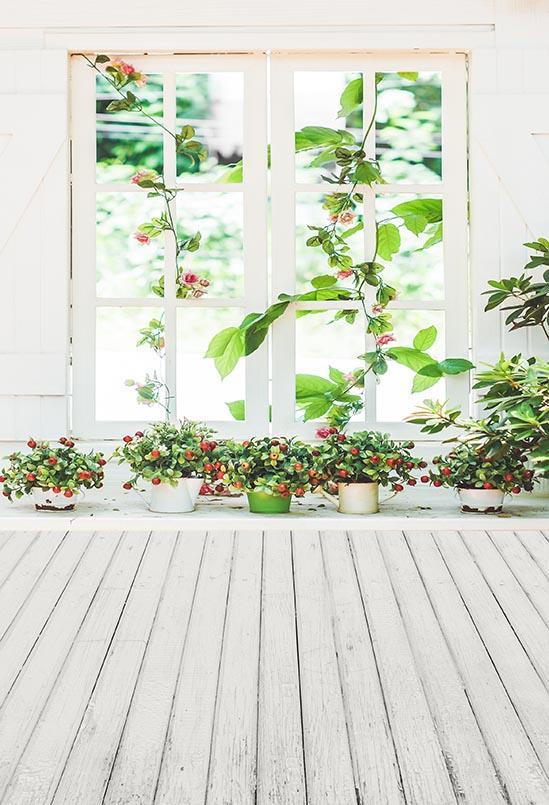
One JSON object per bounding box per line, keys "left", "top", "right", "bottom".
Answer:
{"left": 0, "top": 439, "right": 106, "bottom": 501}
{"left": 427, "top": 443, "right": 535, "bottom": 494}
{"left": 223, "top": 437, "right": 312, "bottom": 497}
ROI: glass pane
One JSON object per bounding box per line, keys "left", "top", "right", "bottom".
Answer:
{"left": 96, "top": 192, "right": 164, "bottom": 298}
{"left": 375, "top": 193, "right": 444, "bottom": 300}
{"left": 376, "top": 72, "right": 442, "bottom": 183}
{"left": 295, "top": 310, "right": 366, "bottom": 422}
{"left": 96, "top": 307, "right": 164, "bottom": 421}
{"left": 96, "top": 72, "right": 163, "bottom": 184}
{"left": 295, "top": 71, "right": 362, "bottom": 183}
{"left": 177, "top": 308, "right": 245, "bottom": 420}
{"left": 377, "top": 310, "right": 445, "bottom": 421}
{"left": 176, "top": 192, "right": 244, "bottom": 298}
{"left": 176, "top": 73, "right": 244, "bottom": 182}
{"left": 296, "top": 193, "right": 364, "bottom": 292}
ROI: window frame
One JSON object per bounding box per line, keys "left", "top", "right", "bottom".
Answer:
{"left": 71, "top": 50, "right": 468, "bottom": 440}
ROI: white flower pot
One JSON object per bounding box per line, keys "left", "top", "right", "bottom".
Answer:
{"left": 458, "top": 488, "right": 505, "bottom": 514}
{"left": 32, "top": 487, "right": 79, "bottom": 511}
{"left": 148, "top": 478, "right": 202, "bottom": 513}
{"left": 337, "top": 482, "right": 380, "bottom": 514}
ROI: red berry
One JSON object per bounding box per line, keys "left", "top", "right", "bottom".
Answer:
{"left": 215, "top": 484, "right": 225, "bottom": 493}
{"left": 242, "top": 440, "right": 250, "bottom": 447}
{"left": 386, "top": 458, "right": 395, "bottom": 467}
{"left": 64, "top": 490, "right": 73, "bottom": 498}
{"left": 337, "top": 434, "right": 346, "bottom": 442}
{"left": 370, "top": 456, "right": 380, "bottom": 464}
{"left": 214, "top": 462, "right": 221, "bottom": 470}
{"left": 407, "top": 479, "right": 417, "bottom": 486}
{"left": 65, "top": 440, "right": 75, "bottom": 448}
{"left": 433, "top": 479, "right": 442, "bottom": 487}
{"left": 483, "top": 482, "right": 493, "bottom": 490}
{"left": 504, "top": 473, "right": 514, "bottom": 482}
{"left": 199, "top": 441, "right": 210, "bottom": 452}
{"left": 328, "top": 427, "right": 338, "bottom": 434}
{"left": 209, "top": 441, "right": 218, "bottom": 450}
{"left": 123, "top": 435, "right": 132, "bottom": 443}
{"left": 233, "top": 481, "right": 243, "bottom": 489}
{"left": 350, "top": 448, "right": 359, "bottom": 456}
{"left": 3, "top": 491, "right": 10, "bottom": 497}
{"left": 151, "top": 477, "right": 161, "bottom": 485}
{"left": 135, "top": 431, "right": 144, "bottom": 438}
{"left": 26, "top": 473, "right": 36, "bottom": 482}
{"left": 27, "top": 440, "right": 37, "bottom": 449}
{"left": 441, "top": 467, "right": 451, "bottom": 476}
{"left": 185, "top": 450, "right": 194, "bottom": 460}
{"left": 280, "top": 443, "right": 288, "bottom": 452}
{"left": 512, "top": 486, "right": 521, "bottom": 494}
{"left": 0, "top": 476, "right": 4, "bottom": 482}
{"left": 523, "top": 470, "right": 533, "bottom": 479}
{"left": 308, "top": 469, "right": 317, "bottom": 478}
{"left": 52, "top": 486, "right": 61, "bottom": 493}
{"left": 419, "top": 461, "right": 428, "bottom": 469}
{"left": 420, "top": 476, "right": 430, "bottom": 483}
{"left": 338, "top": 469, "right": 348, "bottom": 478}
{"left": 78, "top": 472, "right": 87, "bottom": 480}
{"left": 123, "top": 482, "right": 132, "bottom": 490}
{"left": 405, "top": 461, "right": 414, "bottom": 470}
{"left": 295, "top": 487, "right": 305, "bottom": 497}
{"left": 200, "top": 484, "right": 212, "bottom": 495}
{"left": 59, "top": 437, "right": 67, "bottom": 444}
{"left": 393, "top": 483, "right": 404, "bottom": 492}
{"left": 277, "top": 483, "right": 287, "bottom": 493}
{"left": 204, "top": 463, "right": 214, "bottom": 472}
{"left": 216, "top": 471, "right": 225, "bottom": 480}
{"left": 150, "top": 450, "right": 160, "bottom": 459}
{"left": 98, "top": 458, "right": 107, "bottom": 466}
{"left": 294, "top": 463, "right": 303, "bottom": 471}
{"left": 48, "top": 457, "right": 57, "bottom": 465}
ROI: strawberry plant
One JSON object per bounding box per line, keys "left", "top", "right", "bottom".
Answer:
{"left": 222, "top": 437, "right": 312, "bottom": 498}
{"left": 1, "top": 439, "right": 106, "bottom": 501}
{"left": 426, "top": 442, "right": 536, "bottom": 493}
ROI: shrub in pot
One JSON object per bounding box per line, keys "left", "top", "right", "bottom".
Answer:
{"left": 114, "top": 420, "right": 221, "bottom": 513}
{"left": 223, "top": 437, "right": 311, "bottom": 513}
{"left": 314, "top": 428, "right": 426, "bottom": 514}
{"left": 426, "top": 442, "right": 536, "bottom": 513}
{"left": 0, "top": 437, "right": 106, "bottom": 511}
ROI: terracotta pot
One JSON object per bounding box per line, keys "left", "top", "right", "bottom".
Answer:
{"left": 32, "top": 487, "right": 79, "bottom": 511}
{"left": 457, "top": 487, "right": 505, "bottom": 513}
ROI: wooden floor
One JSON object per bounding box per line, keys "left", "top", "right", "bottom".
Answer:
{"left": 0, "top": 530, "right": 549, "bottom": 803}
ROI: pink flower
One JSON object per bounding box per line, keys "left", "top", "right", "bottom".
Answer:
{"left": 131, "top": 169, "right": 158, "bottom": 186}
{"left": 111, "top": 58, "right": 135, "bottom": 75}
{"left": 375, "top": 333, "right": 396, "bottom": 347}
{"left": 339, "top": 211, "right": 355, "bottom": 225}
{"left": 343, "top": 372, "right": 356, "bottom": 383}
{"left": 371, "top": 304, "right": 384, "bottom": 314}
{"left": 181, "top": 272, "right": 199, "bottom": 285}
{"left": 337, "top": 269, "right": 353, "bottom": 280}
{"left": 135, "top": 74, "right": 148, "bottom": 87}
{"left": 329, "top": 214, "right": 339, "bottom": 223}
{"left": 134, "top": 232, "right": 150, "bottom": 245}
{"left": 316, "top": 426, "right": 331, "bottom": 439}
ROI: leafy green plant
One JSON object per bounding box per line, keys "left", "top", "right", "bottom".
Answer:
{"left": 114, "top": 421, "right": 221, "bottom": 488}
{"left": 427, "top": 442, "right": 535, "bottom": 493}
{"left": 0, "top": 438, "right": 106, "bottom": 501}
{"left": 312, "top": 429, "right": 425, "bottom": 492}
{"left": 222, "top": 437, "right": 312, "bottom": 498}
{"left": 484, "top": 239, "right": 549, "bottom": 339}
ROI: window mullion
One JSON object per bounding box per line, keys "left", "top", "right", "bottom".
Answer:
{"left": 162, "top": 71, "right": 178, "bottom": 422}
{"left": 363, "top": 67, "right": 378, "bottom": 427}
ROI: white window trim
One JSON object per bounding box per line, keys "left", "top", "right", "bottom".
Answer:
{"left": 270, "top": 52, "right": 468, "bottom": 439}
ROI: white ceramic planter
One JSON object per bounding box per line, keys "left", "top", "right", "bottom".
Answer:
{"left": 32, "top": 487, "right": 79, "bottom": 511}
{"left": 148, "top": 477, "right": 202, "bottom": 513}
{"left": 457, "top": 487, "right": 505, "bottom": 513}
{"left": 337, "top": 481, "right": 380, "bottom": 514}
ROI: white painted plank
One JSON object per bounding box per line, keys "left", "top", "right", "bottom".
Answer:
{"left": 0, "top": 531, "right": 38, "bottom": 588}
{"left": 256, "top": 530, "right": 306, "bottom": 805}
{"left": 350, "top": 530, "right": 455, "bottom": 804}
{"left": 488, "top": 530, "right": 549, "bottom": 627}
{"left": 0, "top": 531, "right": 135, "bottom": 799}
{"left": 51, "top": 531, "right": 176, "bottom": 805}
{"left": 292, "top": 529, "right": 358, "bottom": 803}
{"left": 460, "top": 530, "right": 549, "bottom": 690}
{"left": 517, "top": 530, "right": 549, "bottom": 580}
{"left": 407, "top": 530, "right": 549, "bottom": 802}
{"left": 320, "top": 530, "right": 404, "bottom": 804}
{"left": 0, "top": 531, "right": 14, "bottom": 553}
{"left": 0, "top": 530, "right": 66, "bottom": 638}
{"left": 103, "top": 531, "right": 206, "bottom": 805}
{"left": 380, "top": 531, "right": 505, "bottom": 803}
{"left": 155, "top": 531, "right": 235, "bottom": 803}
{"left": 0, "top": 532, "right": 93, "bottom": 703}
{"left": 207, "top": 530, "right": 263, "bottom": 803}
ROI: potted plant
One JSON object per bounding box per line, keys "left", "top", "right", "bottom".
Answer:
{"left": 114, "top": 420, "right": 221, "bottom": 513}
{"left": 0, "top": 438, "right": 106, "bottom": 511}
{"left": 426, "top": 442, "right": 536, "bottom": 513}
{"left": 223, "top": 437, "right": 311, "bottom": 513}
{"left": 313, "top": 428, "right": 425, "bottom": 514}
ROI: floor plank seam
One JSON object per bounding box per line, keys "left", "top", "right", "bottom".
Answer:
{"left": 289, "top": 530, "right": 310, "bottom": 805}
{"left": 0, "top": 532, "right": 40, "bottom": 592}
{"left": 514, "top": 531, "right": 549, "bottom": 584}
{"left": 253, "top": 530, "right": 265, "bottom": 805}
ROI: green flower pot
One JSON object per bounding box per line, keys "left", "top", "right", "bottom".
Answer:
{"left": 246, "top": 491, "right": 292, "bottom": 514}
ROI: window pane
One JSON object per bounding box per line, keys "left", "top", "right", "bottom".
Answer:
{"left": 296, "top": 193, "right": 364, "bottom": 292}
{"left": 376, "top": 72, "right": 442, "bottom": 183}
{"left": 377, "top": 310, "right": 445, "bottom": 421}
{"left": 96, "top": 73, "right": 163, "bottom": 184}
{"left": 96, "top": 192, "right": 164, "bottom": 298}
{"left": 176, "top": 308, "right": 245, "bottom": 420}
{"left": 295, "top": 71, "right": 362, "bottom": 184}
{"left": 375, "top": 193, "right": 444, "bottom": 300}
{"left": 96, "top": 307, "right": 164, "bottom": 421}
{"left": 176, "top": 73, "right": 244, "bottom": 182}
{"left": 295, "top": 310, "right": 366, "bottom": 422}
{"left": 176, "top": 192, "right": 244, "bottom": 297}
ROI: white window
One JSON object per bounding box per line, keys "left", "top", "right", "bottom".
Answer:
{"left": 71, "top": 51, "right": 467, "bottom": 439}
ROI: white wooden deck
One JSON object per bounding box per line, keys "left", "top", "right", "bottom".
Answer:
{"left": 0, "top": 528, "right": 549, "bottom": 804}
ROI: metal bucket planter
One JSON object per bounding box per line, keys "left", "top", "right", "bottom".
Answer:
{"left": 32, "top": 487, "right": 79, "bottom": 512}
{"left": 321, "top": 481, "right": 381, "bottom": 514}
{"left": 148, "top": 477, "right": 203, "bottom": 513}
{"left": 246, "top": 491, "right": 292, "bottom": 514}
{"left": 457, "top": 487, "right": 505, "bottom": 513}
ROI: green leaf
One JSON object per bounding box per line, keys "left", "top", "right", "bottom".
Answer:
{"left": 377, "top": 223, "right": 401, "bottom": 261}
{"left": 296, "top": 126, "right": 343, "bottom": 150}
{"left": 295, "top": 374, "right": 336, "bottom": 399}
{"left": 401, "top": 214, "right": 428, "bottom": 235}
{"left": 392, "top": 198, "right": 442, "bottom": 224}
{"left": 95, "top": 55, "right": 110, "bottom": 64}
{"left": 337, "top": 76, "right": 363, "bottom": 118}
{"left": 412, "top": 372, "right": 441, "bottom": 393}
{"left": 329, "top": 366, "right": 346, "bottom": 384}
{"left": 397, "top": 71, "right": 419, "bottom": 81}
{"left": 226, "top": 400, "right": 245, "bottom": 421}
{"left": 422, "top": 222, "right": 443, "bottom": 249}
{"left": 354, "top": 161, "right": 382, "bottom": 186}
{"left": 311, "top": 275, "right": 337, "bottom": 289}
{"left": 302, "top": 398, "right": 332, "bottom": 421}
{"left": 386, "top": 347, "right": 436, "bottom": 372}
{"left": 215, "top": 330, "right": 244, "bottom": 379}
{"left": 216, "top": 161, "right": 243, "bottom": 183}
{"left": 438, "top": 358, "right": 475, "bottom": 375}
{"left": 205, "top": 327, "right": 239, "bottom": 359}
{"left": 413, "top": 325, "right": 437, "bottom": 351}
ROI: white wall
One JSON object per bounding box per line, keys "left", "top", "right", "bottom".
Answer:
{"left": 0, "top": 0, "right": 548, "bottom": 439}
